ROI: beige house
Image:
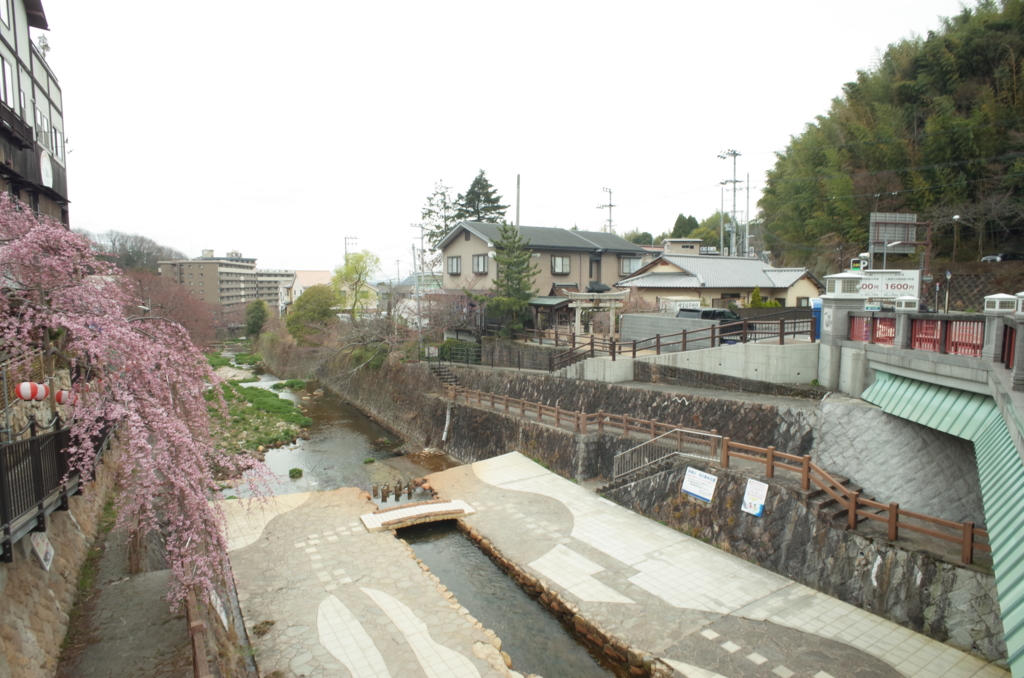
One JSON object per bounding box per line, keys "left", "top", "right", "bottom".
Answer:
{"left": 436, "top": 221, "right": 648, "bottom": 296}
{"left": 615, "top": 254, "right": 823, "bottom": 308}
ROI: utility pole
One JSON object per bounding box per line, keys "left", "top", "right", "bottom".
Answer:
{"left": 719, "top": 187, "right": 725, "bottom": 255}
{"left": 344, "top": 236, "right": 358, "bottom": 258}
{"left": 409, "top": 223, "right": 427, "bottom": 358}
{"left": 718, "top": 149, "right": 741, "bottom": 255}
{"left": 597, "top": 187, "right": 615, "bottom": 233}
{"left": 516, "top": 174, "right": 521, "bottom": 227}
{"left": 745, "top": 172, "right": 750, "bottom": 257}
{"left": 720, "top": 179, "right": 738, "bottom": 255}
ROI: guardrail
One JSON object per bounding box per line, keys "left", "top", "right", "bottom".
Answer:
{"left": 612, "top": 428, "right": 721, "bottom": 478}
{"left": 0, "top": 415, "right": 112, "bottom": 563}
{"left": 445, "top": 385, "right": 990, "bottom": 565}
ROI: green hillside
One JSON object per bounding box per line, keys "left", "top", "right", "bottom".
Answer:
{"left": 760, "top": 0, "right": 1024, "bottom": 274}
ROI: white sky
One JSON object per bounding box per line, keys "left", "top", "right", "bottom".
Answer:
{"left": 39, "top": 0, "right": 969, "bottom": 280}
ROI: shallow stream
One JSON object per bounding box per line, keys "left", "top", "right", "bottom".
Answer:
{"left": 224, "top": 350, "right": 614, "bottom": 677}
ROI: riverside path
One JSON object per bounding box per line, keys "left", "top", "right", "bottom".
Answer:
{"left": 223, "top": 456, "right": 1009, "bottom": 678}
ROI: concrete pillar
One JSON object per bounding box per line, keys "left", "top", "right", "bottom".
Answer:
{"left": 895, "top": 314, "right": 912, "bottom": 349}
{"left": 818, "top": 295, "right": 868, "bottom": 392}
{"left": 574, "top": 302, "right": 582, "bottom": 336}
{"left": 982, "top": 293, "right": 1016, "bottom": 362}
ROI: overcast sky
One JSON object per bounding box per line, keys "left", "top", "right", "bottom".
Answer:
{"left": 39, "top": 0, "right": 968, "bottom": 280}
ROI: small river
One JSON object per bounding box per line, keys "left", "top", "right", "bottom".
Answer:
{"left": 227, "top": 353, "right": 614, "bottom": 677}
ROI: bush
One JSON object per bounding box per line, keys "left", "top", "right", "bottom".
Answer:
{"left": 437, "top": 338, "right": 480, "bottom": 363}
{"left": 284, "top": 379, "right": 306, "bottom": 389}
{"left": 350, "top": 344, "right": 388, "bottom": 370}
{"left": 288, "top": 468, "right": 303, "bottom": 479}
{"left": 234, "top": 352, "right": 262, "bottom": 366}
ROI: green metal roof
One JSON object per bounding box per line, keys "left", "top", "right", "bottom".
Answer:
{"left": 862, "top": 371, "right": 1024, "bottom": 672}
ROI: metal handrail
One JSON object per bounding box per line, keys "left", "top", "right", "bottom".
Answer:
{"left": 612, "top": 428, "right": 722, "bottom": 479}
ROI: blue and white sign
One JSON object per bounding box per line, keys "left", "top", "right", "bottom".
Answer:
{"left": 681, "top": 467, "right": 719, "bottom": 503}
{"left": 741, "top": 479, "right": 769, "bottom": 517}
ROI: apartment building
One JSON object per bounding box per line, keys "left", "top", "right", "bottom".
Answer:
{"left": 0, "top": 1, "right": 69, "bottom": 223}
{"left": 158, "top": 250, "right": 293, "bottom": 313}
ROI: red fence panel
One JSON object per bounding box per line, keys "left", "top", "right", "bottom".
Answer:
{"left": 946, "top": 321, "right": 984, "bottom": 357}
{"left": 911, "top": 320, "right": 941, "bottom": 352}
{"left": 849, "top": 316, "right": 871, "bottom": 342}
{"left": 872, "top": 318, "right": 896, "bottom": 346}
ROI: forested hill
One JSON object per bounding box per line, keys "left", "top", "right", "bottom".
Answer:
{"left": 759, "top": 0, "right": 1024, "bottom": 274}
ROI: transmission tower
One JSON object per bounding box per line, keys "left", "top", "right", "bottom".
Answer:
{"left": 596, "top": 187, "right": 616, "bottom": 233}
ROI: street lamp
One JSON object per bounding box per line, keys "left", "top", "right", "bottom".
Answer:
{"left": 882, "top": 241, "right": 902, "bottom": 269}
{"left": 952, "top": 215, "right": 961, "bottom": 263}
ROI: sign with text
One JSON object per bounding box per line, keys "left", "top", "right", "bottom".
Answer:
{"left": 30, "top": 532, "right": 54, "bottom": 571}
{"left": 426, "top": 346, "right": 438, "bottom": 358}
{"left": 856, "top": 269, "right": 921, "bottom": 300}
{"left": 741, "top": 479, "right": 769, "bottom": 517}
{"left": 681, "top": 467, "right": 719, "bottom": 503}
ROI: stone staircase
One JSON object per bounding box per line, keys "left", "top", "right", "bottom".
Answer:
{"left": 428, "top": 362, "right": 459, "bottom": 386}
{"left": 599, "top": 457, "right": 880, "bottom": 530}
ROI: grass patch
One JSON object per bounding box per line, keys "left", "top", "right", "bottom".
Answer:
{"left": 252, "top": 620, "right": 276, "bottom": 637}
{"left": 288, "top": 468, "right": 303, "bottom": 479}
{"left": 234, "top": 353, "right": 262, "bottom": 366}
{"left": 207, "top": 353, "right": 232, "bottom": 369}
{"left": 363, "top": 458, "right": 375, "bottom": 464}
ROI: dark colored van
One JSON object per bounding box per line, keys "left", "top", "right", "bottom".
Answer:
{"left": 675, "top": 308, "right": 741, "bottom": 321}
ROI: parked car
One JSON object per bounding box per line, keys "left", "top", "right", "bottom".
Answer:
{"left": 675, "top": 308, "right": 741, "bottom": 321}
{"left": 981, "top": 252, "right": 1024, "bottom": 262}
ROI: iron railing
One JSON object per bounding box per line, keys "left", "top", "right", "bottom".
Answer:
{"left": 612, "top": 428, "right": 721, "bottom": 479}
{"left": 0, "top": 416, "right": 112, "bottom": 562}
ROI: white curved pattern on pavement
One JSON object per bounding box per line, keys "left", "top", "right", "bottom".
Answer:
{"left": 361, "top": 587, "right": 481, "bottom": 678}
{"left": 469, "top": 452, "right": 1009, "bottom": 678}
{"left": 529, "top": 544, "right": 634, "bottom": 604}
{"left": 662, "top": 659, "right": 728, "bottom": 678}
{"left": 317, "top": 595, "right": 392, "bottom": 678}
{"left": 221, "top": 493, "right": 310, "bottom": 552}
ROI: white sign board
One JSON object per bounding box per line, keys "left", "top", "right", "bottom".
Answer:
{"left": 30, "top": 532, "right": 54, "bottom": 571}
{"left": 741, "top": 479, "right": 769, "bottom": 517}
{"left": 681, "top": 467, "right": 719, "bottom": 503}
{"left": 658, "top": 297, "right": 701, "bottom": 313}
{"left": 856, "top": 269, "right": 921, "bottom": 300}
{"left": 426, "top": 346, "right": 438, "bottom": 358}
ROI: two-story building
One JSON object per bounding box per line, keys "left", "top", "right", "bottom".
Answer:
{"left": 615, "top": 254, "right": 823, "bottom": 308}
{"left": 437, "top": 221, "right": 648, "bottom": 295}
{"left": 0, "top": 1, "right": 68, "bottom": 224}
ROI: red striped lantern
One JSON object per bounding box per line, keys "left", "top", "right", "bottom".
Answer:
{"left": 15, "top": 382, "right": 45, "bottom": 400}
{"left": 55, "top": 390, "right": 77, "bottom": 405}
{"left": 36, "top": 384, "right": 50, "bottom": 401}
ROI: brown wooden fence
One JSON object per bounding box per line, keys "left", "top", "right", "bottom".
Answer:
{"left": 185, "top": 587, "right": 211, "bottom": 678}
{"left": 444, "top": 385, "right": 990, "bottom": 565}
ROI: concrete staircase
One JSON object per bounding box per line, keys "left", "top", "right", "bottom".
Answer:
{"left": 428, "top": 362, "right": 459, "bottom": 387}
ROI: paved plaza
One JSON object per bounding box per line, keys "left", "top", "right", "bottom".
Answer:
{"left": 223, "top": 488, "right": 517, "bottom": 678}
{"left": 427, "top": 453, "right": 1010, "bottom": 678}
{"left": 223, "top": 454, "right": 1010, "bottom": 678}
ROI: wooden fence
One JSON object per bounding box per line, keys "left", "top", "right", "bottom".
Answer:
{"left": 185, "top": 587, "right": 211, "bottom": 678}
{"left": 444, "top": 385, "right": 990, "bottom": 565}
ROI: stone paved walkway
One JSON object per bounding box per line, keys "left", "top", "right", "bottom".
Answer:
{"left": 224, "top": 488, "right": 518, "bottom": 678}
{"left": 427, "top": 452, "right": 1009, "bottom": 678}
{"left": 57, "top": 528, "right": 190, "bottom": 678}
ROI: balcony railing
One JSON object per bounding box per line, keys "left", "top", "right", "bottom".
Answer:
{"left": 0, "top": 103, "right": 33, "bottom": 149}
{"left": 850, "top": 313, "right": 986, "bottom": 358}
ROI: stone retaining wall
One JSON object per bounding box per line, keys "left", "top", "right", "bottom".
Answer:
{"left": 0, "top": 443, "right": 121, "bottom": 678}
{"left": 604, "top": 459, "right": 1005, "bottom": 664}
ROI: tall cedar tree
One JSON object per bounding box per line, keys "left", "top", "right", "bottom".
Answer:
{"left": 454, "top": 170, "right": 508, "bottom": 223}
{"left": 421, "top": 181, "right": 459, "bottom": 252}
{"left": 484, "top": 224, "right": 539, "bottom": 333}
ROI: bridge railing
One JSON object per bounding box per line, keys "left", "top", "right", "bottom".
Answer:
{"left": 445, "top": 384, "right": 991, "bottom": 565}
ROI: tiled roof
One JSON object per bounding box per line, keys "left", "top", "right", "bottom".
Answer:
{"left": 293, "top": 270, "right": 332, "bottom": 288}
{"left": 616, "top": 255, "right": 813, "bottom": 290}
{"left": 438, "top": 221, "right": 646, "bottom": 254}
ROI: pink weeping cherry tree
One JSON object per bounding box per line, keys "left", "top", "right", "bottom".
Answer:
{"left": 0, "top": 194, "right": 268, "bottom": 605}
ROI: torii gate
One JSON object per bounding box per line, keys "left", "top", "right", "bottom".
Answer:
{"left": 565, "top": 290, "right": 629, "bottom": 336}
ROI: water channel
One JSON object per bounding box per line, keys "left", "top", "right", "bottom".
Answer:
{"left": 224, "top": 353, "right": 615, "bottom": 677}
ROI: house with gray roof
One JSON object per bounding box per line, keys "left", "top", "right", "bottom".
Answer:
{"left": 615, "top": 254, "right": 823, "bottom": 308}
{"left": 436, "top": 221, "right": 648, "bottom": 298}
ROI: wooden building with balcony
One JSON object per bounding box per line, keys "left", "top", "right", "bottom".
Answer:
{"left": 0, "top": 1, "right": 68, "bottom": 224}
